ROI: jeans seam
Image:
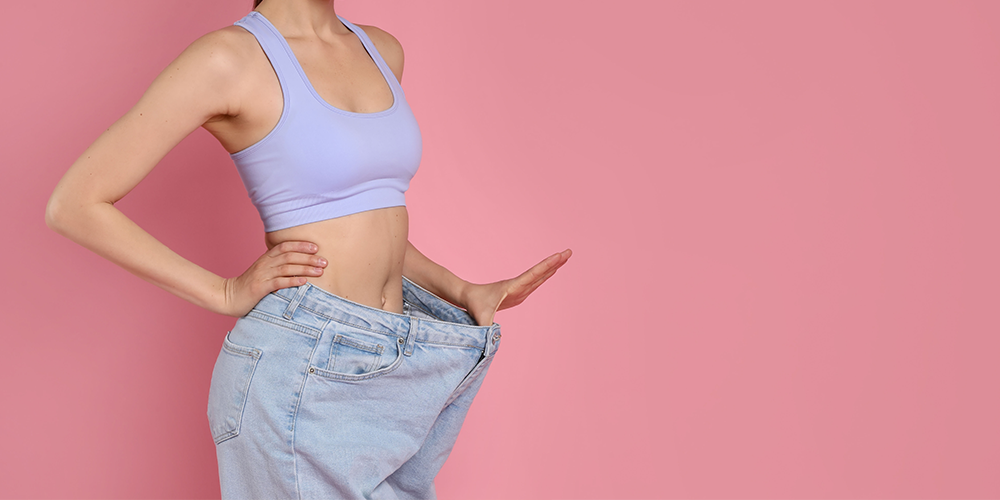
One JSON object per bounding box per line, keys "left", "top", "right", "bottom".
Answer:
{"left": 308, "top": 346, "right": 405, "bottom": 382}
{"left": 328, "top": 334, "right": 383, "bottom": 372}
{"left": 222, "top": 337, "right": 262, "bottom": 359}
{"left": 313, "top": 308, "right": 403, "bottom": 338}
{"left": 419, "top": 340, "right": 481, "bottom": 350}
{"left": 444, "top": 351, "right": 495, "bottom": 407}
{"left": 290, "top": 331, "right": 322, "bottom": 500}
{"left": 247, "top": 310, "right": 321, "bottom": 338}
{"left": 289, "top": 299, "right": 402, "bottom": 337}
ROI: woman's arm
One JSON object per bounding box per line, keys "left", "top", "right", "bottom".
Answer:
{"left": 371, "top": 26, "right": 573, "bottom": 324}
{"left": 401, "top": 242, "right": 470, "bottom": 307}
{"left": 46, "top": 28, "right": 325, "bottom": 317}
{"left": 403, "top": 242, "right": 572, "bottom": 326}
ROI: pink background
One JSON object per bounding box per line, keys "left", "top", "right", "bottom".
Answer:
{"left": 2, "top": 0, "right": 998, "bottom": 498}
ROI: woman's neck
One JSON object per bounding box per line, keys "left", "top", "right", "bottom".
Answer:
{"left": 254, "top": 0, "right": 345, "bottom": 39}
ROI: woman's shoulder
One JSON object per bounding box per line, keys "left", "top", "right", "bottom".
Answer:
{"left": 354, "top": 24, "right": 405, "bottom": 80}
{"left": 173, "top": 26, "right": 262, "bottom": 79}
{"left": 132, "top": 25, "right": 268, "bottom": 121}
{"left": 141, "top": 26, "right": 261, "bottom": 97}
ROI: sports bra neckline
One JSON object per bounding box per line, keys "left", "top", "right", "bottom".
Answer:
{"left": 247, "top": 10, "right": 399, "bottom": 118}
{"left": 227, "top": 10, "right": 423, "bottom": 233}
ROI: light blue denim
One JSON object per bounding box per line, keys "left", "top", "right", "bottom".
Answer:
{"left": 207, "top": 277, "right": 501, "bottom": 499}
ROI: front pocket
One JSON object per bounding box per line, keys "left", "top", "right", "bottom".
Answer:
{"left": 310, "top": 330, "right": 404, "bottom": 382}
{"left": 327, "top": 334, "right": 383, "bottom": 375}
{"left": 207, "top": 332, "right": 261, "bottom": 444}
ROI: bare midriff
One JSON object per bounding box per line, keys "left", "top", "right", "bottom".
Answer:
{"left": 264, "top": 206, "right": 408, "bottom": 314}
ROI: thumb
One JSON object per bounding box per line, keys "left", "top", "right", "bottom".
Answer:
{"left": 486, "top": 290, "right": 508, "bottom": 325}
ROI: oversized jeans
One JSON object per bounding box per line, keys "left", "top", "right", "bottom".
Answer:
{"left": 207, "top": 277, "right": 501, "bottom": 499}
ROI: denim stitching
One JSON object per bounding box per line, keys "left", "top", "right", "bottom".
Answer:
{"left": 333, "top": 334, "right": 385, "bottom": 354}
{"left": 406, "top": 303, "right": 435, "bottom": 319}
{"left": 290, "top": 327, "right": 323, "bottom": 500}
{"left": 269, "top": 301, "right": 482, "bottom": 349}
{"left": 293, "top": 301, "right": 402, "bottom": 337}
{"left": 327, "top": 315, "right": 400, "bottom": 337}
{"left": 328, "top": 334, "right": 382, "bottom": 373}
{"left": 213, "top": 335, "right": 262, "bottom": 444}
{"left": 418, "top": 340, "right": 481, "bottom": 350}
{"left": 247, "top": 310, "right": 321, "bottom": 337}
{"left": 308, "top": 343, "right": 405, "bottom": 382}
{"left": 299, "top": 281, "right": 483, "bottom": 330}
{"left": 443, "top": 353, "right": 494, "bottom": 408}
{"left": 222, "top": 337, "right": 262, "bottom": 359}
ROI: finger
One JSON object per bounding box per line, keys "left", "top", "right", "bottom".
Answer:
{"left": 510, "top": 252, "right": 562, "bottom": 286}
{"left": 507, "top": 266, "right": 559, "bottom": 303}
{"left": 273, "top": 263, "right": 325, "bottom": 278}
{"left": 525, "top": 264, "right": 561, "bottom": 290}
{"left": 270, "top": 251, "right": 328, "bottom": 268}
{"left": 530, "top": 250, "right": 572, "bottom": 276}
{"left": 497, "top": 250, "right": 571, "bottom": 311}
{"left": 486, "top": 290, "right": 508, "bottom": 325}
{"left": 504, "top": 262, "right": 563, "bottom": 305}
{"left": 512, "top": 252, "right": 569, "bottom": 288}
{"left": 267, "top": 240, "right": 319, "bottom": 258}
{"left": 267, "top": 276, "right": 310, "bottom": 293}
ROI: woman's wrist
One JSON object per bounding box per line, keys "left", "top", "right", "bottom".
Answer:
{"left": 416, "top": 267, "right": 471, "bottom": 310}
{"left": 454, "top": 279, "right": 475, "bottom": 311}
{"left": 159, "top": 266, "right": 233, "bottom": 316}
{"left": 205, "top": 274, "right": 233, "bottom": 316}
{"left": 447, "top": 274, "right": 476, "bottom": 310}
{"left": 402, "top": 241, "right": 473, "bottom": 310}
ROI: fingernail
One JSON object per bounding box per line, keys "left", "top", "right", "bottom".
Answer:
{"left": 318, "top": 258, "right": 327, "bottom": 266}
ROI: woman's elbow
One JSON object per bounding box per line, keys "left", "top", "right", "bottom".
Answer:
{"left": 45, "top": 189, "right": 91, "bottom": 236}
{"left": 45, "top": 193, "right": 70, "bottom": 234}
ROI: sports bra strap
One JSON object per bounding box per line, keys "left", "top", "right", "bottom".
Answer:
{"left": 338, "top": 17, "right": 402, "bottom": 93}
{"left": 235, "top": 11, "right": 402, "bottom": 108}
{"left": 234, "top": 12, "right": 308, "bottom": 100}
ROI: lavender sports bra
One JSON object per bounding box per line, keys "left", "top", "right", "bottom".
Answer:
{"left": 230, "top": 11, "right": 422, "bottom": 232}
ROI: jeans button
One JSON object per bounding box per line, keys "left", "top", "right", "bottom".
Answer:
{"left": 491, "top": 331, "right": 501, "bottom": 344}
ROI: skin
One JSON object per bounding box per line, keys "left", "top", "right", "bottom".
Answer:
{"left": 46, "top": 0, "right": 571, "bottom": 327}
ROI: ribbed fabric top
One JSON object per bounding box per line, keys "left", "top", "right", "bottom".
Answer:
{"left": 230, "top": 11, "right": 422, "bottom": 232}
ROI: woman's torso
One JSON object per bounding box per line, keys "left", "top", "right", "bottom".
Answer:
{"left": 201, "top": 10, "right": 411, "bottom": 313}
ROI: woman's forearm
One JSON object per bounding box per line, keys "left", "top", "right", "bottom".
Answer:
{"left": 402, "top": 241, "right": 470, "bottom": 309}
{"left": 46, "top": 199, "right": 227, "bottom": 313}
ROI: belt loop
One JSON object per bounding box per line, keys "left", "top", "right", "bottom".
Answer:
{"left": 403, "top": 318, "right": 418, "bottom": 357}
{"left": 283, "top": 283, "right": 309, "bottom": 320}
{"left": 483, "top": 325, "right": 494, "bottom": 357}
{"left": 487, "top": 324, "right": 502, "bottom": 357}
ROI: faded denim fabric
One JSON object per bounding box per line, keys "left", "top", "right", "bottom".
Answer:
{"left": 207, "top": 277, "right": 501, "bottom": 499}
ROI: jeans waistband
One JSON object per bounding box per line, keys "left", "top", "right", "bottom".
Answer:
{"left": 261, "top": 277, "right": 501, "bottom": 353}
